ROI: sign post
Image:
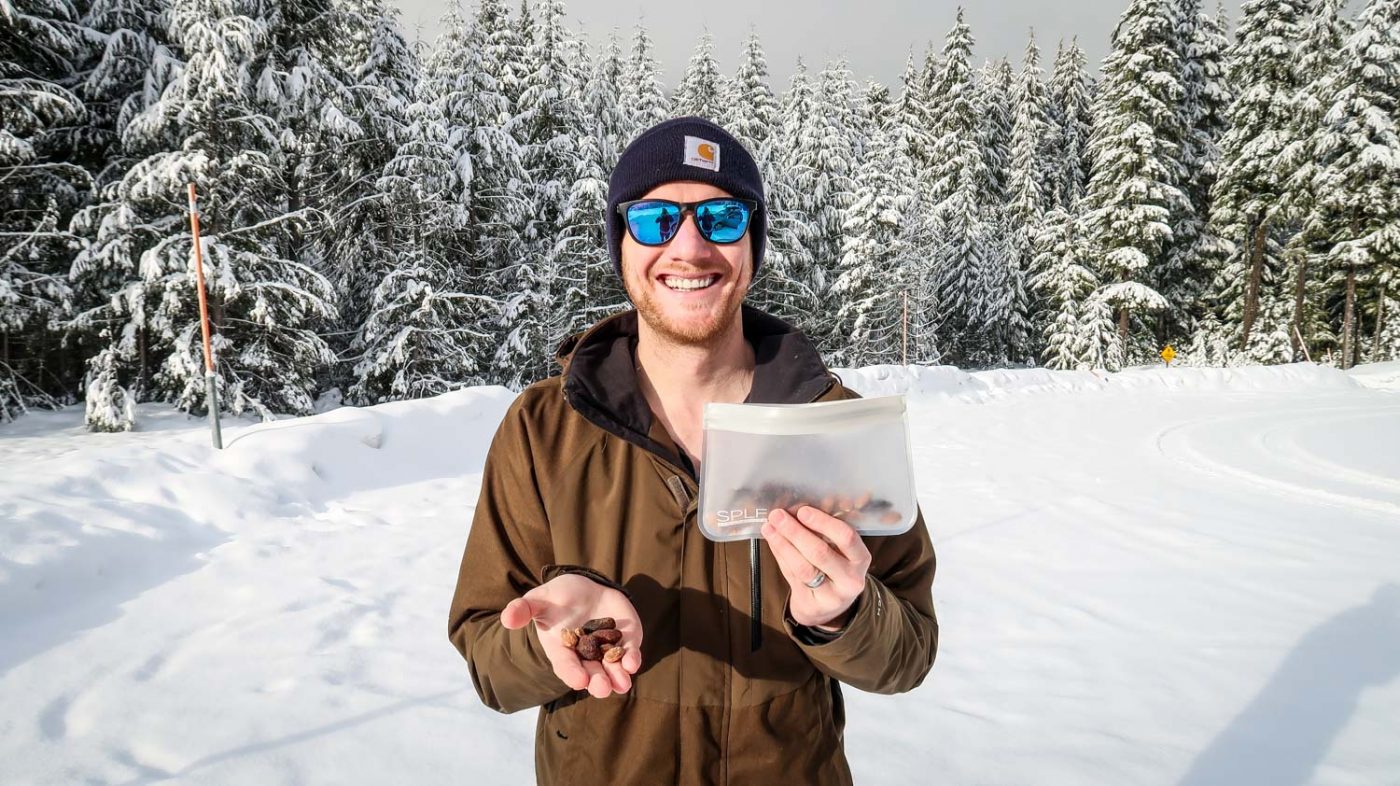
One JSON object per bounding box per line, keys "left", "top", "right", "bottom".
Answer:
{"left": 187, "top": 183, "right": 223, "bottom": 449}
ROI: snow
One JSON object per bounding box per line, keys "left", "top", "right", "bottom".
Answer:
{"left": 2, "top": 364, "right": 1399, "bottom": 784}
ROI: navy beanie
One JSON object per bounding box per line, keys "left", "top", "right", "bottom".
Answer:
{"left": 606, "top": 116, "right": 767, "bottom": 279}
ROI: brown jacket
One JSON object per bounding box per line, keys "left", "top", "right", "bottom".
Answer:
{"left": 448, "top": 305, "right": 938, "bottom": 785}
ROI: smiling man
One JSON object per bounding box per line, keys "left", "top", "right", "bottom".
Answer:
{"left": 448, "top": 116, "right": 939, "bottom": 785}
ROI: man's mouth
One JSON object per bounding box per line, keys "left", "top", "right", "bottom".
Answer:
{"left": 660, "top": 274, "right": 720, "bottom": 292}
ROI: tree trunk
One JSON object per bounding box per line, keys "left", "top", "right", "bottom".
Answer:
{"left": 1372, "top": 285, "right": 1387, "bottom": 363}
{"left": 1341, "top": 267, "right": 1356, "bottom": 370}
{"left": 1118, "top": 306, "right": 1130, "bottom": 358}
{"left": 1290, "top": 249, "right": 1308, "bottom": 360}
{"left": 1240, "top": 221, "right": 1267, "bottom": 351}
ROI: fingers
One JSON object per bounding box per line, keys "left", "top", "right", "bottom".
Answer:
{"left": 500, "top": 597, "right": 536, "bottom": 630}
{"left": 793, "top": 505, "right": 871, "bottom": 566}
{"left": 602, "top": 657, "right": 632, "bottom": 693}
{"left": 583, "top": 661, "right": 612, "bottom": 699}
{"left": 540, "top": 634, "right": 591, "bottom": 691}
{"left": 766, "top": 508, "right": 850, "bottom": 580}
{"left": 763, "top": 514, "right": 828, "bottom": 590}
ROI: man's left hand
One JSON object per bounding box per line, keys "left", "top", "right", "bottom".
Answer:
{"left": 761, "top": 505, "right": 872, "bottom": 631}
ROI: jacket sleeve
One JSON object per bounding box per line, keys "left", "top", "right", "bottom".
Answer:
{"left": 781, "top": 504, "right": 939, "bottom": 695}
{"left": 447, "top": 398, "right": 573, "bottom": 713}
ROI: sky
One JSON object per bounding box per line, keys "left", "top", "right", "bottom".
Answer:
{"left": 388, "top": 0, "right": 1239, "bottom": 88}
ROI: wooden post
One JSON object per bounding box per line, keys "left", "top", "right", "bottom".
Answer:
{"left": 187, "top": 183, "right": 222, "bottom": 449}
{"left": 1293, "top": 325, "right": 1312, "bottom": 363}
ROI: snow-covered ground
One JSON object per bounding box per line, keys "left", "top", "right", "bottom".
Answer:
{"left": 2, "top": 362, "right": 1398, "bottom": 785}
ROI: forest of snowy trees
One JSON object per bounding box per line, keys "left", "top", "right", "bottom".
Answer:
{"left": 3, "top": 0, "right": 1398, "bottom": 430}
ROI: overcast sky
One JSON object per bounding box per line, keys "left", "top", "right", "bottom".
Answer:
{"left": 388, "top": 0, "right": 1244, "bottom": 88}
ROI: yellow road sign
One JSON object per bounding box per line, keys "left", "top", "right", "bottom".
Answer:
{"left": 1161, "top": 345, "right": 1176, "bottom": 365}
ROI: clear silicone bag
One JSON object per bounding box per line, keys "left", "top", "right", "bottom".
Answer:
{"left": 697, "top": 395, "right": 918, "bottom": 542}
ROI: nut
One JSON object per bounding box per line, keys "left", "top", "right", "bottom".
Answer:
{"left": 576, "top": 633, "right": 603, "bottom": 661}
{"left": 560, "top": 628, "right": 579, "bottom": 648}
{"left": 582, "top": 617, "right": 616, "bottom": 633}
{"left": 603, "top": 645, "right": 625, "bottom": 664}
{"left": 593, "top": 628, "right": 622, "bottom": 645}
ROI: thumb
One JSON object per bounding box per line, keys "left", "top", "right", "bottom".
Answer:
{"left": 500, "top": 597, "right": 536, "bottom": 630}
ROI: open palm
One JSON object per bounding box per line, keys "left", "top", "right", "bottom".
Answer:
{"left": 500, "top": 573, "right": 644, "bottom": 699}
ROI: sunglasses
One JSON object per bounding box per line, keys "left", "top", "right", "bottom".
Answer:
{"left": 616, "top": 197, "right": 759, "bottom": 246}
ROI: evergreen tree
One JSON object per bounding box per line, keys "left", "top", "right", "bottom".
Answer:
{"left": 495, "top": 0, "right": 586, "bottom": 388}
{"left": 1205, "top": 0, "right": 1307, "bottom": 360}
{"left": 1161, "top": 0, "right": 1230, "bottom": 345}
{"left": 319, "top": 0, "right": 420, "bottom": 388}
{"left": 1306, "top": 0, "right": 1400, "bottom": 368}
{"left": 70, "top": 0, "right": 351, "bottom": 422}
{"left": 831, "top": 82, "right": 916, "bottom": 367}
{"left": 1033, "top": 207, "right": 1116, "bottom": 369}
{"left": 1082, "top": 0, "right": 1182, "bottom": 368}
{"left": 1006, "top": 32, "right": 1053, "bottom": 362}
{"left": 724, "top": 28, "right": 778, "bottom": 174}
{"left": 349, "top": 98, "right": 495, "bottom": 402}
{"left": 584, "top": 30, "right": 628, "bottom": 169}
{"left": 1282, "top": 0, "right": 1354, "bottom": 356}
{"left": 926, "top": 9, "right": 1000, "bottom": 365}
{"left": 976, "top": 57, "right": 1014, "bottom": 205}
{"left": 620, "top": 22, "right": 666, "bottom": 141}
{"left": 672, "top": 30, "right": 730, "bottom": 123}
{"left": 1046, "top": 38, "right": 1094, "bottom": 211}
{"left": 754, "top": 60, "right": 821, "bottom": 328}
{"left": 1, "top": 0, "right": 87, "bottom": 419}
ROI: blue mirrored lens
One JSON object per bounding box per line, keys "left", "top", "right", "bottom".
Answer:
{"left": 626, "top": 202, "right": 683, "bottom": 245}
{"left": 696, "top": 200, "right": 751, "bottom": 243}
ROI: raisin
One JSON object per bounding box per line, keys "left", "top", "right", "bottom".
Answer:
{"left": 593, "top": 628, "right": 622, "bottom": 645}
{"left": 582, "top": 617, "right": 616, "bottom": 633}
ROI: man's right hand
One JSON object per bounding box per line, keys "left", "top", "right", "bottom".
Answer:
{"left": 500, "top": 573, "right": 644, "bottom": 699}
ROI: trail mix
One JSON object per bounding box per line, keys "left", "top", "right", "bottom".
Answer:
{"left": 561, "top": 617, "right": 626, "bottom": 663}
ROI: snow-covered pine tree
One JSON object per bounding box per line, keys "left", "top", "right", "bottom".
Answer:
{"left": 752, "top": 60, "right": 821, "bottom": 328}
{"left": 1306, "top": 0, "right": 1400, "bottom": 368}
{"left": 1046, "top": 37, "right": 1094, "bottom": 211}
{"left": 1, "top": 0, "right": 87, "bottom": 419}
{"left": 976, "top": 57, "right": 1014, "bottom": 207}
{"left": 724, "top": 28, "right": 778, "bottom": 176}
{"left": 317, "top": 0, "right": 420, "bottom": 388}
{"left": 1032, "top": 207, "right": 1115, "bottom": 369}
{"left": 1005, "top": 32, "right": 1053, "bottom": 363}
{"left": 78, "top": 0, "right": 345, "bottom": 421}
{"left": 1204, "top": 0, "right": 1307, "bottom": 361}
{"left": 672, "top": 30, "right": 731, "bottom": 123}
{"left": 1160, "top": 0, "right": 1230, "bottom": 346}
{"left": 1082, "top": 0, "right": 1182, "bottom": 369}
{"left": 619, "top": 22, "right": 667, "bottom": 142}
{"left": 349, "top": 97, "right": 495, "bottom": 403}
{"left": 492, "top": 0, "right": 587, "bottom": 389}
{"left": 830, "top": 82, "right": 915, "bottom": 368}
{"left": 892, "top": 51, "right": 934, "bottom": 204}
{"left": 925, "top": 10, "right": 1001, "bottom": 366}
{"left": 560, "top": 28, "right": 623, "bottom": 329}
{"left": 1281, "top": 0, "right": 1354, "bottom": 358}
{"left": 584, "top": 30, "right": 628, "bottom": 170}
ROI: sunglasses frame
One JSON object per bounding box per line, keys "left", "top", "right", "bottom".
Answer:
{"left": 616, "top": 197, "right": 760, "bottom": 246}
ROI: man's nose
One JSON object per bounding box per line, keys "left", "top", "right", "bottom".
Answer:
{"left": 667, "top": 210, "right": 709, "bottom": 257}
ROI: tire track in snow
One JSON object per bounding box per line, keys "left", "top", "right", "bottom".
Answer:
{"left": 1154, "top": 402, "right": 1400, "bottom": 518}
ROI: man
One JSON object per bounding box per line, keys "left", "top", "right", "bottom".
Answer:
{"left": 448, "top": 116, "right": 938, "bottom": 785}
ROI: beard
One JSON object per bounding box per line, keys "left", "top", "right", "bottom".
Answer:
{"left": 626, "top": 277, "right": 747, "bottom": 348}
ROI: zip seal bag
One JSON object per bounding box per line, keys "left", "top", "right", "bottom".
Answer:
{"left": 697, "top": 395, "right": 918, "bottom": 542}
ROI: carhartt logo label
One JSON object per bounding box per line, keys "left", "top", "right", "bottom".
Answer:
{"left": 684, "top": 136, "right": 720, "bottom": 171}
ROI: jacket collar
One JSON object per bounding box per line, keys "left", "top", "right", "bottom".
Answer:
{"left": 556, "top": 304, "right": 837, "bottom": 474}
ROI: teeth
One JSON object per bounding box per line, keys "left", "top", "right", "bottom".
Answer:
{"left": 663, "top": 275, "right": 717, "bottom": 291}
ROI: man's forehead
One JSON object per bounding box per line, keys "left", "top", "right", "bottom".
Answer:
{"left": 640, "top": 181, "right": 735, "bottom": 200}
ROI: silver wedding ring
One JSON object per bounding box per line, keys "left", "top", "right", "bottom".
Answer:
{"left": 805, "top": 571, "right": 827, "bottom": 589}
